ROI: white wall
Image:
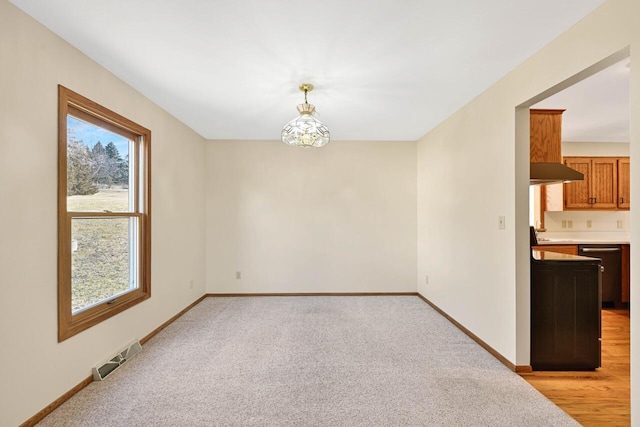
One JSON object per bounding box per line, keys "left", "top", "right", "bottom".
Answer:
{"left": 563, "top": 141, "right": 630, "bottom": 156}
{"left": 206, "top": 140, "right": 417, "bottom": 293}
{"left": 417, "top": 0, "right": 638, "bottom": 388}
{"left": 0, "top": 2, "right": 207, "bottom": 426}
{"left": 544, "top": 210, "right": 630, "bottom": 233}
{"left": 417, "top": 93, "right": 519, "bottom": 362}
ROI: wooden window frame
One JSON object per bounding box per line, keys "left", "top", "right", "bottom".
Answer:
{"left": 58, "top": 85, "right": 151, "bottom": 341}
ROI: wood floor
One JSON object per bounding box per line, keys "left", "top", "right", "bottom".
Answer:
{"left": 521, "top": 309, "right": 630, "bottom": 426}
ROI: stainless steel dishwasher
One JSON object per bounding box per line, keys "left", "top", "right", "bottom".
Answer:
{"left": 578, "top": 244, "right": 622, "bottom": 307}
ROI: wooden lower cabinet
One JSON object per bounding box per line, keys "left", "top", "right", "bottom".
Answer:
{"left": 531, "top": 260, "right": 601, "bottom": 370}
{"left": 534, "top": 243, "right": 630, "bottom": 306}
{"left": 532, "top": 245, "right": 578, "bottom": 255}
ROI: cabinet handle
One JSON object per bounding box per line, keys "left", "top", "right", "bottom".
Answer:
{"left": 621, "top": 197, "right": 624, "bottom": 204}
{"left": 582, "top": 247, "right": 620, "bottom": 252}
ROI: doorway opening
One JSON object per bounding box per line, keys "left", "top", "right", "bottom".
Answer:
{"left": 516, "top": 47, "right": 631, "bottom": 424}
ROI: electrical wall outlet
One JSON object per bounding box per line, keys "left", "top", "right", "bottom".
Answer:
{"left": 236, "top": 271, "right": 241, "bottom": 280}
{"left": 617, "top": 220, "right": 624, "bottom": 229}
{"left": 498, "top": 216, "right": 505, "bottom": 230}
{"left": 587, "top": 220, "right": 592, "bottom": 228}
{"left": 562, "top": 220, "right": 567, "bottom": 229}
{"left": 567, "top": 220, "right": 573, "bottom": 229}
{"left": 425, "top": 275, "right": 429, "bottom": 284}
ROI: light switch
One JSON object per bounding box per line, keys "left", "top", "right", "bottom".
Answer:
{"left": 498, "top": 216, "right": 505, "bottom": 230}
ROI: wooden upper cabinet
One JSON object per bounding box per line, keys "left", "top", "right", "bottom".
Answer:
{"left": 618, "top": 158, "right": 630, "bottom": 209}
{"left": 591, "top": 158, "right": 618, "bottom": 208}
{"left": 563, "top": 157, "right": 592, "bottom": 209}
{"left": 564, "top": 157, "right": 626, "bottom": 210}
{"left": 530, "top": 109, "right": 564, "bottom": 163}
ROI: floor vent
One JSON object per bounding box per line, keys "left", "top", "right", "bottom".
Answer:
{"left": 92, "top": 340, "right": 142, "bottom": 381}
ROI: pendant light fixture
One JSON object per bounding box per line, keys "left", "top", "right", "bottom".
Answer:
{"left": 281, "top": 83, "right": 330, "bottom": 147}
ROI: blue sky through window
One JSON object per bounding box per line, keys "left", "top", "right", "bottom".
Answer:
{"left": 67, "top": 116, "right": 130, "bottom": 156}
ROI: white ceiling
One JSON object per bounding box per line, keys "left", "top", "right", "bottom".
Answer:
{"left": 11, "top": 0, "right": 611, "bottom": 141}
{"left": 534, "top": 58, "right": 630, "bottom": 143}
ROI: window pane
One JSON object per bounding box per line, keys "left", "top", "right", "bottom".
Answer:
{"left": 67, "top": 115, "right": 133, "bottom": 212}
{"left": 71, "top": 217, "right": 138, "bottom": 313}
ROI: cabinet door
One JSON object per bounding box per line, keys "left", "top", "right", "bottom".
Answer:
{"left": 531, "top": 264, "right": 601, "bottom": 370}
{"left": 564, "top": 158, "right": 592, "bottom": 209}
{"left": 618, "top": 158, "right": 630, "bottom": 209}
{"left": 530, "top": 110, "right": 563, "bottom": 163}
{"left": 591, "top": 158, "right": 618, "bottom": 209}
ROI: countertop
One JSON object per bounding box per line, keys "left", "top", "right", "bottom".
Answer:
{"left": 531, "top": 250, "right": 602, "bottom": 262}
{"left": 536, "top": 239, "right": 630, "bottom": 245}
{"left": 534, "top": 232, "right": 630, "bottom": 245}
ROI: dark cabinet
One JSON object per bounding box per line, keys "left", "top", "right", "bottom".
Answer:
{"left": 531, "top": 258, "right": 601, "bottom": 370}
{"left": 578, "top": 245, "right": 621, "bottom": 306}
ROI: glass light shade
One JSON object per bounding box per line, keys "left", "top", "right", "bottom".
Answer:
{"left": 281, "top": 104, "right": 330, "bottom": 148}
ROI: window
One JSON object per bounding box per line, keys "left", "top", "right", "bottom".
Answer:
{"left": 58, "top": 86, "right": 151, "bottom": 341}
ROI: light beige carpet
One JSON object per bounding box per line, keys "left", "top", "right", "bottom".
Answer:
{"left": 37, "top": 296, "right": 579, "bottom": 426}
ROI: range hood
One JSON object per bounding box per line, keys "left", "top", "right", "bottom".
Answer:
{"left": 530, "top": 162, "right": 584, "bottom": 185}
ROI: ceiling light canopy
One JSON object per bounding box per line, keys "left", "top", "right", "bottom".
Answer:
{"left": 281, "top": 83, "right": 330, "bottom": 148}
